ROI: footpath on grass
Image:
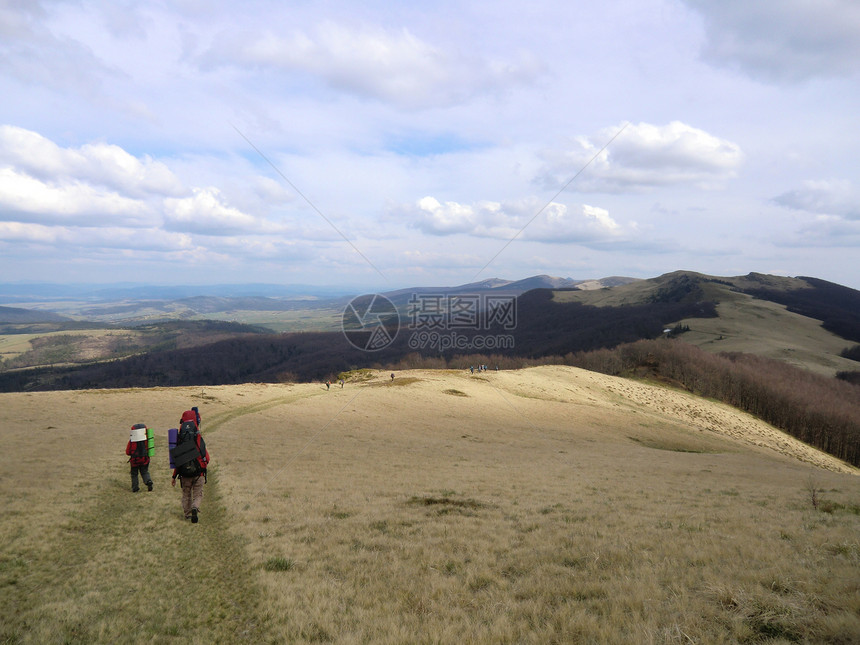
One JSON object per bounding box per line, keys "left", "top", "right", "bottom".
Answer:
{"left": 3, "top": 391, "right": 321, "bottom": 644}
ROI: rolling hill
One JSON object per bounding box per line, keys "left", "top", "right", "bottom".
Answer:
{"left": 0, "top": 305, "right": 70, "bottom": 324}
{"left": 0, "top": 275, "right": 636, "bottom": 325}
{"left": 1, "top": 270, "right": 857, "bottom": 387}
{"left": 1, "top": 366, "right": 857, "bottom": 643}
{"left": 552, "top": 271, "right": 860, "bottom": 377}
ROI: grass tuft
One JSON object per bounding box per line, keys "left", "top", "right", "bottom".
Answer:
{"left": 326, "top": 508, "right": 352, "bottom": 520}
{"left": 263, "top": 557, "right": 295, "bottom": 572}
{"left": 406, "top": 495, "right": 486, "bottom": 509}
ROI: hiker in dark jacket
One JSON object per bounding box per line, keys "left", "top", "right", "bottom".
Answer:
{"left": 171, "top": 409, "right": 210, "bottom": 523}
{"left": 126, "top": 423, "right": 153, "bottom": 492}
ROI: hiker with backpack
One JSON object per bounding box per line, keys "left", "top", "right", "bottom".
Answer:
{"left": 170, "top": 409, "right": 210, "bottom": 523}
{"left": 126, "top": 423, "right": 153, "bottom": 492}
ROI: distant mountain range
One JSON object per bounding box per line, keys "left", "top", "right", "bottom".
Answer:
{"left": 380, "top": 274, "right": 638, "bottom": 308}
{"left": 0, "top": 282, "right": 361, "bottom": 303}
{"left": 0, "top": 275, "right": 640, "bottom": 323}
{"left": 0, "top": 305, "right": 70, "bottom": 324}
{"left": 2, "top": 270, "right": 858, "bottom": 394}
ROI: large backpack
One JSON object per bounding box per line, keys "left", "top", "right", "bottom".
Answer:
{"left": 171, "top": 420, "right": 207, "bottom": 478}
{"left": 133, "top": 440, "right": 148, "bottom": 460}
{"left": 130, "top": 423, "right": 149, "bottom": 465}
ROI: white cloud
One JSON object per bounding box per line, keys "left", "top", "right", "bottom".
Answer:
{"left": 0, "top": 3, "right": 857, "bottom": 288}
{"left": 203, "top": 235, "right": 317, "bottom": 262}
{"left": 76, "top": 142, "right": 185, "bottom": 197}
{"left": 0, "top": 221, "right": 193, "bottom": 253}
{"left": 0, "top": 0, "right": 117, "bottom": 94}
{"left": 0, "top": 125, "right": 185, "bottom": 197}
{"left": 200, "top": 21, "right": 541, "bottom": 109}
{"left": 772, "top": 179, "right": 859, "bottom": 220}
{"left": 683, "top": 0, "right": 860, "bottom": 82}
{"left": 523, "top": 203, "right": 624, "bottom": 244}
{"left": 163, "top": 187, "right": 274, "bottom": 236}
{"left": 0, "top": 221, "right": 62, "bottom": 244}
{"left": 406, "top": 196, "right": 504, "bottom": 236}
{"left": 537, "top": 121, "right": 743, "bottom": 193}
{"left": 404, "top": 196, "right": 517, "bottom": 237}
{"left": 400, "top": 196, "right": 624, "bottom": 244}
{"left": 583, "top": 205, "right": 619, "bottom": 231}
{"left": 0, "top": 125, "right": 290, "bottom": 244}
{"left": 778, "top": 216, "right": 860, "bottom": 248}
{"left": 0, "top": 167, "right": 152, "bottom": 226}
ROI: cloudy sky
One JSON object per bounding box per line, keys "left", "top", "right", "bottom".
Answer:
{"left": 1, "top": 0, "right": 859, "bottom": 291}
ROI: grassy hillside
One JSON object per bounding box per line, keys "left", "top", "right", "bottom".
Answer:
{"left": 564, "top": 339, "right": 860, "bottom": 466}
{"left": 1, "top": 367, "right": 858, "bottom": 643}
{"left": 672, "top": 289, "right": 857, "bottom": 376}
{"left": 0, "top": 320, "right": 269, "bottom": 372}
{"left": 0, "top": 290, "right": 716, "bottom": 391}
{"left": 0, "top": 305, "right": 70, "bottom": 324}
{"left": 4, "top": 271, "right": 856, "bottom": 382}
{"left": 553, "top": 272, "right": 859, "bottom": 377}
{"left": 2, "top": 294, "right": 351, "bottom": 327}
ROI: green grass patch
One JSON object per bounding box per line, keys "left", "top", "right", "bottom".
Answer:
{"left": 369, "top": 376, "right": 421, "bottom": 387}
{"left": 263, "top": 557, "right": 296, "bottom": 572}
{"left": 337, "top": 368, "right": 375, "bottom": 382}
{"left": 819, "top": 500, "right": 860, "bottom": 515}
{"left": 406, "top": 495, "right": 487, "bottom": 510}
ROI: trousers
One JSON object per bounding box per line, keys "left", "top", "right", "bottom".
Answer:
{"left": 180, "top": 475, "right": 204, "bottom": 517}
{"left": 130, "top": 464, "right": 152, "bottom": 491}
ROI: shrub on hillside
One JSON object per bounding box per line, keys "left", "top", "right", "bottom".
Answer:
{"left": 836, "top": 371, "right": 860, "bottom": 386}
{"left": 840, "top": 345, "right": 860, "bottom": 362}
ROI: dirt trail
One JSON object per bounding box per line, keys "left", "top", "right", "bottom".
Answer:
{"left": 0, "top": 367, "right": 855, "bottom": 642}
{"left": 0, "top": 383, "right": 324, "bottom": 643}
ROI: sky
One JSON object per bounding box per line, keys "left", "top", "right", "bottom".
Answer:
{"left": 1, "top": 0, "right": 859, "bottom": 291}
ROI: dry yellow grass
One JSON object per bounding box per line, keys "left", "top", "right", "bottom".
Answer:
{"left": 672, "top": 291, "right": 858, "bottom": 377}
{"left": 0, "top": 329, "right": 142, "bottom": 363}
{"left": 551, "top": 278, "right": 856, "bottom": 377}
{"left": 1, "top": 366, "right": 858, "bottom": 643}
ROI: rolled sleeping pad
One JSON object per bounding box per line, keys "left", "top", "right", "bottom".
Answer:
{"left": 168, "top": 428, "right": 178, "bottom": 468}
{"left": 146, "top": 426, "right": 155, "bottom": 457}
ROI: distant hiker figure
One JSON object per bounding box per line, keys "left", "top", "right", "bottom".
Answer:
{"left": 470, "top": 366, "right": 474, "bottom": 374}
{"left": 170, "top": 409, "right": 210, "bottom": 523}
{"left": 339, "top": 379, "right": 344, "bottom": 388}
{"left": 390, "top": 373, "right": 395, "bottom": 381}
{"left": 126, "top": 423, "right": 153, "bottom": 492}
{"left": 327, "top": 381, "right": 331, "bottom": 390}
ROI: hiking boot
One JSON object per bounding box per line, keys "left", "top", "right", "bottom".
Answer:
{"left": 191, "top": 508, "right": 198, "bottom": 524}
{"left": 132, "top": 488, "right": 140, "bottom": 493}
{"left": 147, "top": 481, "right": 153, "bottom": 491}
